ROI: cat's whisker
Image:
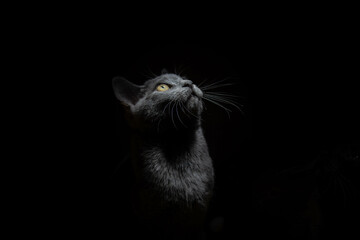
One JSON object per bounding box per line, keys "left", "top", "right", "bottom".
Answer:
{"left": 197, "top": 79, "right": 208, "bottom": 88}
{"left": 199, "top": 77, "right": 233, "bottom": 90}
{"left": 204, "top": 94, "right": 244, "bottom": 115}
{"left": 204, "top": 92, "right": 242, "bottom": 99}
{"left": 179, "top": 102, "right": 191, "bottom": 119}
{"left": 174, "top": 64, "right": 189, "bottom": 77}
{"left": 175, "top": 102, "right": 187, "bottom": 128}
{"left": 162, "top": 101, "right": 173, "bottom": 115}
{"left": 204, "top": 94, "right": 240, "bottom": 104}
{"left": 202, "top": 96, "right": 231, "bottom": 118}
{"left": 170, "top": 101, "right": 178, "bottom": 129}
{"left": 199, "top": 76, "right": 244, "bottom": 117}
{"left": 180, "top": 102, "right": 193, "bottom": 119}
{"left": 200, "top": 83, "right": 236, "bottom": 91}
{"left": 181, "top": 102, "right": 202, "bottom": 121}
{"left": 204, "top": 94, "right": 243, "bottom": 108}
{"left": 143, "top": 66, "right": 158, "bottom": 79}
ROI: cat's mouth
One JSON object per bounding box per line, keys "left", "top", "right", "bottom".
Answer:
{"left": 183, "top": 85, "right": 203, "bottom": 114}
{"left": 184, "top": 95, "right": 203, "bottom": 115}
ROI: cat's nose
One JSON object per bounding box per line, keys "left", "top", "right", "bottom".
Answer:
{"left": 181, "top": 80, "right": 203, "bottom": 98}
{"left": 182, "top": 80, "right": 193, "bottom": 87}
{"left": 192, "top": 85, "right": 203, "bottom": 98}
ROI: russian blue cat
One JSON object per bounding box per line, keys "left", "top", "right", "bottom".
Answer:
{"left": 113, "top": 73, "right": 214, "bottom": 239}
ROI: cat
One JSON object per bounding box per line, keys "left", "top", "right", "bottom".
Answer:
{"left": 112, "top": 72, "right": 216, "bottom": 239}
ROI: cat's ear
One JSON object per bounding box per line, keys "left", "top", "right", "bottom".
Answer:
{"left": 112, "top": 77, "right": 142, "bottom": 106}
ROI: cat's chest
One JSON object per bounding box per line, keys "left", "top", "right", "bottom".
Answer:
{"left": 143, "top": 147, "right": 207, "bottom": 182}
{"left": 138, "top": 146, "right": 213, "bottom": 203}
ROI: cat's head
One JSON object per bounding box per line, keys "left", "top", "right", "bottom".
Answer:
{"left": 113, "top": 73, "right": 203, "bottom": 132}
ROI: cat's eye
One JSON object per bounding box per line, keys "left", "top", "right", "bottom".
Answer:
{"left": 156, "top": 84, "right": 170, "bottom": 92}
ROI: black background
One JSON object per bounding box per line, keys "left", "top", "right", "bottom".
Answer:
{"left": 21, "top": 15, "right": 359, "bottom": 239}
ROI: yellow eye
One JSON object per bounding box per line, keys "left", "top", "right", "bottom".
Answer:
{"left": 156, "top": 84, "right": 170, "bottom": 92}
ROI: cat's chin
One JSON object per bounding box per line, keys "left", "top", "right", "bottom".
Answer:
{"left": 185, "top": 96, "right": 203, "bottom": 116}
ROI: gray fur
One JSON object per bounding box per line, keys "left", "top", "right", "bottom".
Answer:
{"left": 113, "top": 73, "right": 214, "bottom": 236}
{"left": 140, "top": 127, "right": 213, "bottom": 206}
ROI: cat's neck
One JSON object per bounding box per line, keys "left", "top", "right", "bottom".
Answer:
{"left": 130, "top": 125, "right": 213, "bottom": 208}
{"left": 130, "top": 126, "right": 207, "bottom": 167}
{"left": 138, "top": 126, "right": 201, "bottom": 145}
{"left": 131, "top": 119, "right": 202, "bottom": 144}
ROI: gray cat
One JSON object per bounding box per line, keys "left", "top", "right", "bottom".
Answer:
{"left": 113, "top": 73, "right": 215, "bottom": 238}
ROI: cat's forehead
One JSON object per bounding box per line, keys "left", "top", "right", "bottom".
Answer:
{"left": 144, "top": 74, "right": 185, "bottom": 86}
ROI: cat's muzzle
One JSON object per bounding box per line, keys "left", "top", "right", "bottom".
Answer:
{"left": 192, "top": 85, "right": 203, "bottom": 98}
